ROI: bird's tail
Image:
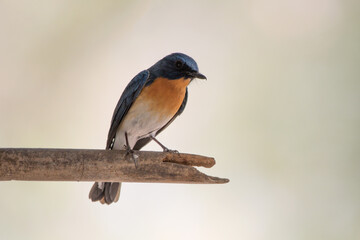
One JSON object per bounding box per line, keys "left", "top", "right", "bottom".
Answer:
{"left": 89, "top": 182, "right": 121, "bottom": 204}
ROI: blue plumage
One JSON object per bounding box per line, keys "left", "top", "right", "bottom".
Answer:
{"left": 106, "top": 70, "right": 150, "bottom": 149}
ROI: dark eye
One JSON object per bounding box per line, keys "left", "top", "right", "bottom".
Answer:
{"left": 175, "top": 60, "right": 183, "bottom": 69}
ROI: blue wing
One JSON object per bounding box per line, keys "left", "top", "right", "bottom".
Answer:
{"left": 133, "top": 88, "right": 188, "bottom": 150}
{"left": 106, "top": 70, "right": 150, "bottom": 149}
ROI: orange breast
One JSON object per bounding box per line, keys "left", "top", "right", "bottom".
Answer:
{"left": 136, "top": 77, "right": 190, "bottom": 118}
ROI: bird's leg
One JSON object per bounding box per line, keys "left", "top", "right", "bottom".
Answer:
{"left": 124, "top": 132, "right": 133, "bottom": 154}
{"left": 150, "top": 136, "right": 179, "bottom": 153}
{"left": 124, "top": 132, "right": 138, "bottom": 168}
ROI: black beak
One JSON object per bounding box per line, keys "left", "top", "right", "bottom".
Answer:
{"left": 188, "top": 71, "right": 207, "bottom": 80}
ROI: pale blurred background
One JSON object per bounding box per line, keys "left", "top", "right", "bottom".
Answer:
{"left": 0, "top": 0, "right": 359, "bottom": 239}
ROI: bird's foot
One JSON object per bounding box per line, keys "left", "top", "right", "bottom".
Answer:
{"left": 150, "top": 136, "right": 179, "bottom": 154}
{"left": 124, "top": 132, "right": 138, "bottom": 168}
{"left": 124, "top": 145, "right": 133, "bottom": 155}
{"left": 124, "top": 145, "right": 139, "bottom": 168}
{"left": 163, "top": 148, "right": 179, "bottom": 154}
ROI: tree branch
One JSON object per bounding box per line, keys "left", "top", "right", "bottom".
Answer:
{"left": 0, "top": 148, "right": 229, "bottom": 184}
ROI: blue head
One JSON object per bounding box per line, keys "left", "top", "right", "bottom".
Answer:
{"left": 148, "top": 53, "right": 206, "bottom": 80}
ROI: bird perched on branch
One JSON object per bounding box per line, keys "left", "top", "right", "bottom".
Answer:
{"left": 89, "top": 53, "right": 206, "bottom": 204}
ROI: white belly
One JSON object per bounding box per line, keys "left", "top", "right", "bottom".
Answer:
{"left": 113, "top": 99, "right": 173, "bottom": 150}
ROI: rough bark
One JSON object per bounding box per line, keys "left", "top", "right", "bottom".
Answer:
{"left": 0, "top": 148, "right": 229, "bottom": 184}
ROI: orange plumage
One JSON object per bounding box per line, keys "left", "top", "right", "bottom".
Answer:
{"left": 135, "top": 77, "right": 190, "bottom": 119}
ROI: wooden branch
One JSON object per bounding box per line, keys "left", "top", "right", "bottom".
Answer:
{"left": 0, "top": 148, "right": 229, "bottom": 184}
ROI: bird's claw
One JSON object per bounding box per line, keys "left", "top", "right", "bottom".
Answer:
{"left": 125, "top": 146, "right": 134, "bottom": 155}
{"left": 124, "top": 145, "right": 138, "bottom": 168}
{"left": 163, "top": 148, "right": 179, "bottom": 154}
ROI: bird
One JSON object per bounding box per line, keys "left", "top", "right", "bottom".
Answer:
{"left": 88, "top": 52, "right": 206, "bottom": 204}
